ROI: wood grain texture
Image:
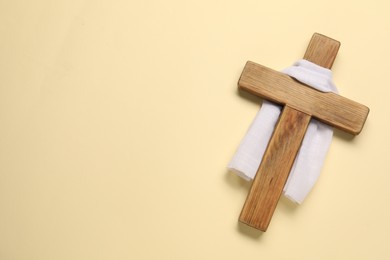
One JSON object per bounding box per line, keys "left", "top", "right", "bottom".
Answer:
{"left": 238, "top": 61, "right": 369, "bottom": 135}
{"left": 303, "top": 33, "right": 340, "bottom": 69}
{"left": 239, "top": 106, "right": 311, "bottom": 231}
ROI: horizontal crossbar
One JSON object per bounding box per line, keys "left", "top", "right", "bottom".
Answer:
{"left": 238, "top": 61, "right": 369, "bottom": 135}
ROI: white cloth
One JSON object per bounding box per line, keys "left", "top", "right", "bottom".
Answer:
{"left": 228, "top": 59, "right": 338, "bottom": 204}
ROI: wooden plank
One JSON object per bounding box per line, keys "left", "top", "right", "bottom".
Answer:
{"left": 238, "top": 61, "right": 369, "bottom": 135}
{"left": 239, "top": 106, "right": 311, "bottom": 231}
{"left": 304, "top": 33, "right": 340, "bottom": 69}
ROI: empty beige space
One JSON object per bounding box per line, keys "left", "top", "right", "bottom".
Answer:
{"left": 0, "top": 1, "right": 389, "bottom": 259}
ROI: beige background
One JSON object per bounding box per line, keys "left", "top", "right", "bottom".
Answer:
{"left": 0, "top": 0, "right": 388, "bottom": 259}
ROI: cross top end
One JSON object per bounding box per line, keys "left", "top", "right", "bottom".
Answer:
{"left": 303, "top": 33, "right": 340, "bottom": 69}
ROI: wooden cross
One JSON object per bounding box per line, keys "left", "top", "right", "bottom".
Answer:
{"left": 237, "top": 33, "right": 369, "bottom": 231}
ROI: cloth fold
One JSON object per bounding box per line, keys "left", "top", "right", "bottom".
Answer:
{"left": 228, "top": 59, "right": 338, "bottom": 204}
